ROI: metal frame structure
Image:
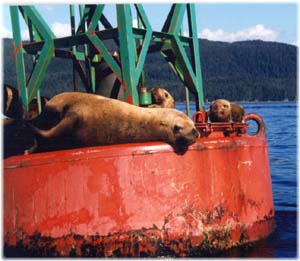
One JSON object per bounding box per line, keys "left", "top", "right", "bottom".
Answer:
{"left": 10, "top": 4, "right": 205, "bottom": 115}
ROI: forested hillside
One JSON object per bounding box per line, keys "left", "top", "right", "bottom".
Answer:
{"left": 3, "top": 38, "right": 297, "bottom": 101}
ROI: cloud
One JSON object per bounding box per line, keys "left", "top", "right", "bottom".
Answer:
{"left": 51, "top": 22, "right": 71, "bottom": 38}
{"left": 292, "top": 41, "right": 297, "bottom": 46}
{"left": 43, "top": 5, "right": 55, "bottom": 11}
{"left": 1, "top": 25, "right": 30, "bottom": 40}
{"left": 22, "top": 23, "right": 71, "bottom": 39}
{"left": 1, "top": 25, "right": 12, "bottom": 38}
{"left": 132, "top": 19, "right": 147, "bottom": 28}
{"left": 132, "top": 19, "right": 138, "bottom": 28}
{"left": 21, "top": 29, "right": 30, "bottom": 40}
{"left": 198, "top": 24, "right": 279, "bottom": 42}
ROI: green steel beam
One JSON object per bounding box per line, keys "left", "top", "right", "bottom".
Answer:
{"left": 116, "top": 4, "right": 153, "bottom": 104}
{"left": 10, "top": 6, "right": 28, "bottom": 110}
{"left": 21, "top": 6, "right": 55, "bottom": 103}
{"left": 134, "top": 4, "right": 152, "bottom": 89}
{"left": 10, "top": 3, "right": 205, "bottom": 111}
{"left": 161, "top": 4, "right": 175, "bottom": 33}
{"left": 187, "top": 4, "right": 204, "bottom": 110}
{"left": 161, "top": 4, "right": 204, "bottom": 110}
{"left": 21, "top": 6, "right": 55, "bottom": 39}
{"left": 168, "top": 4, "right": 186, "bottom": 34}
{"left": 117, "top": 4, "right": 139, "bottom": 104}
{"left": 87, "top": 32, "right": 122, "bottom": 82}
{"left": 86, "top": 5, "right": 122, "bottom": 84}
{"left": 22, "top": 28, "right": 191, "bottom": 56}
{"left": 70, "top": 5, "right": 79, "bottom": 91}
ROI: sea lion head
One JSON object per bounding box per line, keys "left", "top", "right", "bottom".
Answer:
{"left": 150, "top": 87, "right": 175, "bottom": 108}
{"left": 208, "top": 99, "right": 231, "bottom": 122}
{"left": 164, "top": 111, "right": 199, "bottom": 154}
{"left": 230, "top": 102, "right": 245, "bottom": 122}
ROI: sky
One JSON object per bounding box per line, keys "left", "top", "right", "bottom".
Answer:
{"left": 0, "top": 2, "right": 298, "bottom": 46}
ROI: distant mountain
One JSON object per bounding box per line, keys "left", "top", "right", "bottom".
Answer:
{"left": 3, "top": 38, "right": 297, "bottom": 101}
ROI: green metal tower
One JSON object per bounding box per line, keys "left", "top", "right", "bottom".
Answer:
{"left": 10, "top": 4, "right": 205, "bottom": 115}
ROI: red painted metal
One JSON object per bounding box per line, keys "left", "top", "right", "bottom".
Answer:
{"left": 3, "top": 114, "right": 274, "bottom": 257}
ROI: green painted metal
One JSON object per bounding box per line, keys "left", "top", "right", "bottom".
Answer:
{"left": 185, "top": 87, "right": 191, "bottom": 116}
{"left": 165, "top": 5, "right": 202, "bottom": 110}
{"left": 87, "top": 27, "right": 122, "bottom": 81}
{"left": 10, "top": 6, "right": 55, "bottom": 108}
{"left": 138, "top": 88, "right": 152, "bottom": 106}
{"left": 10, "top": 6, "right": 28, "bottom": 110}
{"left": 117, "top": 4, "right": 139, "bottom": 103}
{"left": 187, "top": 4, "right": 204, "bottom": 110}
{"left": 137, "top": 7, "right": 146, "bottom": 91}
{"left": 69, "top": 5, "right": 79, "bottom": 92}
{"left": 9, "top": 3, "right": 205, "bottom": 111}
{"left": 134, "top": 4, "right": 152, "bottom": 86}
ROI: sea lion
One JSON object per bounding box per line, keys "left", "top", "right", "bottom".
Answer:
{"left": 230, "top": 102, "right": 245, "bottom": 122}
{"left": 148, "top": 87, "right": 175, "bottom": 108}
{"left": 208, "top": 99, "right": 245, "bottom": 122}
{"left": 208, "top": 99, "right": 231, "bottom": 122}
{"left": 3, "top": 84, "right": 37, "bottom": 158}
{"left": 3, "top": 84, "right": 23, "bottom": 120}
{"left": 3, "top": 84, "right": 49, "bottom": 121}
{"left": 28, "top": 92, "right": 199, "bottom": 154}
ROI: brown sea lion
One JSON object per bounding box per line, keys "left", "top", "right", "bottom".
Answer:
{"left": 28, "top": 92, "right": 199, "bottom": 154}
{"left": 3, "top": 84, "right": 49, "bottom": 121}
{"left": 230, "top": 102, "right": 245, "bottom": 122}
{"left": 148, "top": 87, "right": 175, "bottom": 108}
{"left": 3, "top": 84, "right": 37, "bottom": 158}
{"left": 3, "top": 84, "right": 23, "bottom": 120}
{"left": 208, "top": 99, "right": 245, "bottom": 122}
{"left": 208, "top": 99, "right": 231, "bottom": 122}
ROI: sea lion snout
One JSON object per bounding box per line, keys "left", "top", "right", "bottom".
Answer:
{"left": 171, "top": 115, "right": 199, "bottom": 154}
{"left": 191, "top": 128, "right": 200, "bottom": 139}
{"left": 185, "top": 127, "right": 200, "bottom": 145}
{"left": 173, "top": 125, "right": 199, "bottom": 142}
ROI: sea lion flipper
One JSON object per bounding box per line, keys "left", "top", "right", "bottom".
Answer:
{"left": 29, "top": 114, "right": 77, "bottom": 139}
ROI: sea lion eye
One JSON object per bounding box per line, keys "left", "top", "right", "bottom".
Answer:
{"left": 165, "top": 92, "right": 169, "bottom": 98}
{"left": 173, "top": 124, "right": 183, "bottom": 133}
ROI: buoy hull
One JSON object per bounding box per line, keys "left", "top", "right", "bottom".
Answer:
{"left": 4, "top": 133, "right": 274, "bottom": 257}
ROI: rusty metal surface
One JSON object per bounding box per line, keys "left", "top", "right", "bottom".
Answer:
{"left": 4, "top": 127, "right": 274, "bottom": 257}
{"left": 4, "top": 213, "right": 274, "bottom": 257}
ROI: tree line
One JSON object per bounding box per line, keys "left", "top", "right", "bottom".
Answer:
{"left": 3, "top": 38, "right": 297, "bottom": 102}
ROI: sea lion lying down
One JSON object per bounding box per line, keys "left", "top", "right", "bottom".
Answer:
{"left": 208, "top": 99, "right": 245, "bottom": 122}
{"left": 28, "top": 92, "right": 199, "bottom": 154}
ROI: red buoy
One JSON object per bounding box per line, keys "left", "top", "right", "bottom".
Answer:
{"left": 3, "top": 113, "right": 274, "bottom": 257}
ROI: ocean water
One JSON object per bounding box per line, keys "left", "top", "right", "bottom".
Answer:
{"left": 176, "top": 102, "right": 298, "bottom": 258}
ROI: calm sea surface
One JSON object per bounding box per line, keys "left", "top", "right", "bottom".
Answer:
{"left": 176, "top": 102, "right": 298, "bottom": 258}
